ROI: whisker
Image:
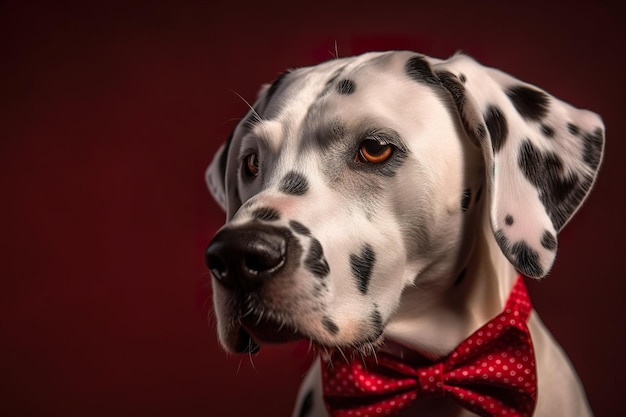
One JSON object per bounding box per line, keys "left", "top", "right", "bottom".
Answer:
{"left": 248, "top": 342, "right": 257, "bottom": 369}
{"left": 241, "top": 304, "right": 254, "bottom": 318}
{"left": 322, "top": 347, "right": 334, "bottom": 367}
{"left": 359, "top": 351, "right": 368, "bottom": 371}
{"left": 221, "top": 117, "right": 244, "bottom": 126}
{"left": 371, "top": 348, "right": 379, "bottom": 366}
{"left": 328, "top": 40, "right": 340, "bottom": 59}
{"left": 255, "top": 309, "right": 264, "bottom": 326}
{"left": 337, "top": 346, "right": 350, "bottom": 365}
{"left": 277, "top": 318, "right": 286, "bottom": 332}
{"left": 236, "top": 358, "right": 243, "bottom": 376}
{"left": 230, "top": 89, "right": 262, "bottom": 124}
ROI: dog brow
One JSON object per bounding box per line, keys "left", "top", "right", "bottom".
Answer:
{"left": 251, "top": 119, "right": 284, "bottom": 151}
{"left": 311, "top": 119, "right": 347, "bottom": 151}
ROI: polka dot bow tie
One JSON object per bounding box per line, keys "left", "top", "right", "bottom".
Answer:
{"left": 322, "top": 276, "right": 537, "bottom": 417}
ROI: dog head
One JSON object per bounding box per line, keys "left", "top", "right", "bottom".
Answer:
{"left": 204, "top": 51, "right": 604, "bottom": 354}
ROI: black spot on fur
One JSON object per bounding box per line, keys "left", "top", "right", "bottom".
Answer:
{"left": 459, "top": 73, "right": 467, "bottom": 83}
{"left": 305, "top": 238, "right": 330, "bottom": 278}
{"left": 370, "top": 308, "right": 384, "bottom": 338}
{"left": 505, "top": 215, "right": 514, "bottom": 226}
{"left": 252, "top": 207, "right": 280, "bottom": 222}
{"left": 298, "top": 389, "right": 314, "bottom": 417}
{"left": 336, "top": 79, "right": 356, "bottom": 95}
{"left": 405, "top": 56, "right": 439, "bottom": 85}
{"left": 541, "top": 230, "right": 557, "bottom": 250}
{"left": 265, "top": 71, "right": 290, "bottom": 106}
{"left": 567, "top": 123, "right": 580, "bottom": 136}
{"left": 461, "top": 188, "right": 472, "bottom": 212}
{"left": 289, "top": 220, "right": 311, "bottom": 236}
{"left": 322, "top": 317, "right": 339, "bottom": 335}
{"left": 495, "top": 231, "right": 544, "bottom": 277}
{"left": 454, "top": 269, "right": 467, "bottom": 286}
{"left": 350, "top": 244, "right": 376, "bottom": 294}
{"left": 511, "top": 241, "right": 543, "bottom": 277}
{"left": 506, "top": 85, "right": 550, "bottom": 121}
{"left": 518, "top": 139, "right": 594, "bottom": 230}
{"left": 582, "top": 128, "right": 603, "bottom": 169}
{"left": 540, "top": 124, "right": 555, "bottom": 138}
{"left": 279, "top": 171, "right": 309, "bottom": 196}
{"left": 484, "top": 106, "right": 509, "bottom": 153}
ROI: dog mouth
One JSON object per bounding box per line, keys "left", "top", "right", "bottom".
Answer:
{"left": 234, "top": 306, "right": 304, "bottom": 353}
{"left": 231, "top": 310, "right": 384, "bottom": 357}
{"left": 225, "top": 297, "right": 384, "bottom": 355}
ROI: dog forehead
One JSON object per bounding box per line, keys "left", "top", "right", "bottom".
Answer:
{"left": 272, "top": 53, "right": 419, "bottom": 112}
{"left": 252, "top": 51, "right": 439, "bottom": 149}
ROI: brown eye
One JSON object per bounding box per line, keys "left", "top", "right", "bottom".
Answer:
{"left": 357, "top": 139, "right": 393, "bottom": 163}
{"left": 244, "top": 153, "right": 259, "bottom": 177}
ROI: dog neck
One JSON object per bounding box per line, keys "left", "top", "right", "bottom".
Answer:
{"left": 383, "top": 208, "right": 519, "bottom": 359}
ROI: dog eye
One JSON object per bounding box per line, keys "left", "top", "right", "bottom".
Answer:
{"left": 356, "top": 139, "right": 394, "bottom": 164}
{"left": 244, "top": 153, "right": 260, "bottom": 177}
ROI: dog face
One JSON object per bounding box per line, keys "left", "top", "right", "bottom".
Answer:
{"left": 205, "top": 51, "right": 604, "bottom": 354}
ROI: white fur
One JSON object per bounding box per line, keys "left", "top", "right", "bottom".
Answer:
{"left": 205, "top": 51, "right": 603, "bottom": 416}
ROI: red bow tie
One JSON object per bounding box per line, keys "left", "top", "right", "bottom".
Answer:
{"left": 322, "top": 276, "right": 537, "bottom": 417}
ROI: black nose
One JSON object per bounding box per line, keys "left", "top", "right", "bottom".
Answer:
{"left": 205, "top": 225, "right": 287, "bottom": 291}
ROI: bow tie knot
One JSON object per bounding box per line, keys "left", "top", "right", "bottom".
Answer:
{"left": 416, "top": 363, "right": 445, "bottom": 397}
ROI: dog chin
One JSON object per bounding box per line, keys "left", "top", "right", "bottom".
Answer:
{"left": 222, "top": 313, "right": 383, "bottom": 356}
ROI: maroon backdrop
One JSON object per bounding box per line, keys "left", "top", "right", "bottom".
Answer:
{"left": 2, "top": 1, "right": 624, "bottom": 416}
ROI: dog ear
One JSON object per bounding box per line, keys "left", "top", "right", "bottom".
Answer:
{"left": 429, "top": 53, "right": 605, "bottom": 278}
{"left": 205, "top": 132, "right": 233, "bottom": 212}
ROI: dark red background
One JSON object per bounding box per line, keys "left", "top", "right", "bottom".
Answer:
{"left": 2, "top": 1, "right": 624, "bottom": 416}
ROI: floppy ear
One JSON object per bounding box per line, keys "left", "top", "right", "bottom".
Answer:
{"left": 429, "top": 53, "right": 605, "bottom": 278}
{"left": 205, "top": 132, "right": 232, "bottom": 212}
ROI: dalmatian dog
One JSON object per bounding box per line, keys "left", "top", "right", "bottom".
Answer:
{"left": 204, "top": 51, "right": 604, "bottom": 416}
